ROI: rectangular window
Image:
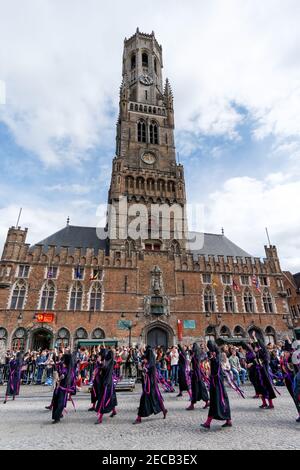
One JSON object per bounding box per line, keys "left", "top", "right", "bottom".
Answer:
{"left": 145, "top": 90, "right": 148, "bottom": 100}
{"left": 222, "top": 274, "right": 231, "bottom": 285}
{"left": 202, "top": 274, "right": 211, "bottom": 284}
{"left": 287, "top": 288, "right": 292, "bottom": 297}
{"left": 73, "top": 267, "right": 84, "bottom": 280}
{"left": 241, "top": 275, "right": 249, "bottom": 285}
{"left": 18, "top": 265, "right": 30, "bottom": 278}
{"left": 46, "top": 266, "right": 58, "bottom": 279}
{"left": 260, "top": 276, "right": 268, "bottom": 286}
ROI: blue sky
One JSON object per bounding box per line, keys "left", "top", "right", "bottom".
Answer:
{"left": 0, "top": 0, "right": 300, "bottom": 271}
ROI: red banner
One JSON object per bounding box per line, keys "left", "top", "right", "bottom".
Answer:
{"left": 36, "top": 313, "right": 55, "bottom": 323}
{"left": 177, "top": 319, "right": 183, "bottom": 342}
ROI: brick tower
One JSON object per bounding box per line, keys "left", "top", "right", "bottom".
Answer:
{"left": 107, "top": 28, "right": 187, "bottom": 254}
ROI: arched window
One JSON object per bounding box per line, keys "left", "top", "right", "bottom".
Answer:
{"left": 220, "top": 325, "right": 231, "bottom": 339}
{"left": 92, "top": 328, "right": 105, "bottom": 339}
{"left": 137, "top": 120, "right": 146, "bottom": 143}
{"left": 69, "top": 282, "right": 83, "bottom": 310}
{"left": 265, "top": 326, "right": 276, "bottom": 345}
{"left": 10, "top": 281, "right": 26, "bottom": 309}
{"left": 142, "top": 52, "right": 148, "bottom": 68}
{"left": 149, "top": 121, "right": 159, "bottom": 144}
{"left": 12, "top": 327, "right": 27, "bottom": 351}
{"left": 233, "top": 326, "right": 245, "bottom": 338}
{"left": 0, "top": 327, "right": 8, "bottom": 353}
{"left": 204, "top": 287, "right": 215, "bottom": 313}
{"left": 131, "top": 54, "right": 136, "bottom": 70}
{"left": 262, "top": 289, "right": 274, "bottom": 313}
{"left": 205, "top": 326, "right": 216, "bottom": 342}
{"left": 74, "top": 327, "right": 88, "bottom": 347}
{"left": 244, "top": 289, "right": 255, "bottom": 313}
{"left": 89, "top": 282, "right": 102, "bottom": 311}
{"left": 224, "top": 287, "right": 235, "bottom": 313}
{"left": 154, "top": 57, "right": 157, "bottom": 74}
{"left": 40, "top": 281, "right": 55, "bottom": 310}
{"left": 56, "top": 328, "right": 70, "bottom": 348}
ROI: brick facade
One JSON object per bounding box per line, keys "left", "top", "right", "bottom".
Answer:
{"left": 0, "top": 29, "right": 295, "bottom": 352}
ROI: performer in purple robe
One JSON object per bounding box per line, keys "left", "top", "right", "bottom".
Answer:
{"left": 186, "top": 343, "right": 209, "bottom": 410}
{"left": 251, "top": 332, "right": 277, "bottom": 409}
{"left": 88, "top": 349, "right": 106, "bottom": 412}
{"left": 3, "top": 352, "right": 23, "bottom": 404}
{"left": 201, "top": 341, "right": 232, "bottom": 429}
{"left": 51, "top": 353, "right": 75, "bottom": 424}
{"left": 95, "top": 349, "right": 117, "bottom": 424}
{"left": 133, "top": 346, "right": 167, "bottom": 424}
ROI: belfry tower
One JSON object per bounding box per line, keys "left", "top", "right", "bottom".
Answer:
{"left": 107, "top": 29, "right": 187, "bottom": 253}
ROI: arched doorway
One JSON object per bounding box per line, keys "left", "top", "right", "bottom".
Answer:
{"left": 147, "top": 327, "right": 168, "bottom": 349}
{"left": 32, "top": 329, "right": 53, "bottom": 351}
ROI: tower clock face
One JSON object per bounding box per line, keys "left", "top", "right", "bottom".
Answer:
{"left": 139, "top": 74, "right": 153, "bottom": 86}
{"left": 141, "top": 152, "right": 156, "bottom": 165}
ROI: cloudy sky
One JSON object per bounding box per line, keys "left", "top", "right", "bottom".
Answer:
{"left": 0, "top": 0, "right": 299, "bottom": 271}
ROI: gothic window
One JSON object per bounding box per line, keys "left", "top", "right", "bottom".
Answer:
{"left": 220, "top": 325, "right": 231, "bottom": 339}
{"left": 136, "top": 177, "right": 145, "bottom": 190}
{"left": 233, "top": 326, "right": 245, "bottom": 338}
{"left": 205, "top": 326, "right": 216, "bottom": 342}
{"left": 92, "top": 328, "right": 105, "bottom": 339}
{"left": 137, "top": 120, "right": 146, "bottom": 143}
{"left": 224, "top": 287, "right": 235, "bottom": 313}
{"left": 147, "top": 179, "right": 155, "bottom": 191}
{"left": 262, "top": 288, "right": 274, "bottom": 314}
{"left": 265, "top": 326, "right": 276, "bottom": 345}
{"left": 204, "top": 287, "right": 215, "bottom": 313}
{"left": 69, "top": 282, "right": 83, "bottom": 310}
{"left": 154, "top": 57, "right": 157, "bottom": 74}
{"left": 56, "top": 328, "right": 70, "bottom": 348}
{"left": 12, "top": 328, "right": 27, "bottom": 351}
{"left": 244, "top": 289, "right": 255, "bottom": 313}
{"left": 131, "top": 54, "right": 136, "bottom": 70}
{"left": 10, "top": 281, "right": 26, "bottom": 309}
{"left": 149, "top": 121, "right": 159, "bottom": 144}
{"left": 142, "top": 52, "right": 148, "bottom": 68}
{"left": 89, "top": 282, "right": 102, "bottom": 311}
{"left": 40, "top": 281, "right": 55, "bottom": 310}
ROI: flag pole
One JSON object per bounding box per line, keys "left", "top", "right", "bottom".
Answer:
{"left": 265, "top": 227, "right": 271, "bottom": 247}
{"left": 16, "top": 207, "right": 22, "bottom": 228}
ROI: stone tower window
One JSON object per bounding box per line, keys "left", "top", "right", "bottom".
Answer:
{"left": 131, "top": 53, "right": 136, "bottom": 70}
{"left": 138, "top": 120, "right": 146, "bottom": 143}
{"left": 149, "top": 121, "right": 159, "bottom": 144}
{"left": 142, "top": 52, "right": 148, "bottom": 68}
{"left": 154, "top": 57, "right": 157, "bottom": 74}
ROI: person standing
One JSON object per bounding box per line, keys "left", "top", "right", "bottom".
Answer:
{"left": 95, "top": 349, "right": 117, "bottom": 424}
{"left": 201, "top": 341, "right": 232, "bottom": 429}
{"left": 51, "top": 353, "right": 75, "bottom": 424}
{"left": 186, "top": 343, "right": 209, "bottom": 410}
{"left": 252, "top": 332, "right": 277, "bottom": 409}
{"left": 3, "top": 351, "right": 23, "bottom": 404}
{"left": 170, "top": 346, "right": 179, "bottom": 386}
{"left": 177, "top": 344, "right": 190, "bottom": 397}
{"left": 133, "top": 346, "right": 167, "bottom": 424}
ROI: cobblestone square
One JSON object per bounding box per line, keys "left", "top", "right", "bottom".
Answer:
{"left": 0, "top": 384, "right": 299, "bottom": 450}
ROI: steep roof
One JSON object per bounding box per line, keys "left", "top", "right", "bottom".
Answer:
{"left": 32, "top": 225, "right": 252, "bottom": 259}
{"left": 189, "top": 232, "right": 252, "bottom": 259}
{"left": 31, "top": 225, "right": 107, "bottom": 253}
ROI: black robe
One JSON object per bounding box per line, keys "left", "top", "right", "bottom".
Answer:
{"left": 190, "top": 345, "right": 209, "bottom": 404}
{"left": 138, "top": 347, "right": 165, "bottom": 418}
{"left": 255, "top": 338, "right": 276, "bottom": 400}
{"left": 207, "top": 342, "right": 231, "bottom": 421}
{"left": 52, "top": 365, "right": 74, "bottom": 421}
{"left": 177, "top": 346, "right": 189, "bottom": 393}
{"left": 294, "top": 370, "right": 300, "bottom": 412}
{"left": 281, "top": 356, "right": 300, "bottom": 413}
{"left": 95, "top": 351, "right": 117, "bottom": 415}
{"left": 245, "top": 349, "right": 260, "bottom": 395}
{"left": 6, "top": 357, "right": 22, "bottom": 397}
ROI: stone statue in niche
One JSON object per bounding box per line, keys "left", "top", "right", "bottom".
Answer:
{"left": 151, "top": 265, "right": 163, "bottom": 295}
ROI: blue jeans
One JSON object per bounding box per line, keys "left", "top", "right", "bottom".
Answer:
{"left": 232, "top": 367, "right": 247, "bottom": 386}
{"left": 171, "top": 365, "right": 178, "bottom": 385}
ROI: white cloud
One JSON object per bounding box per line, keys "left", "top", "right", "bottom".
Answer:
{"left": 204, "top": 174, "right": 300, "bottom": 270}
{"left": 45, "top": 183, "right": 91, "bottom": 195}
